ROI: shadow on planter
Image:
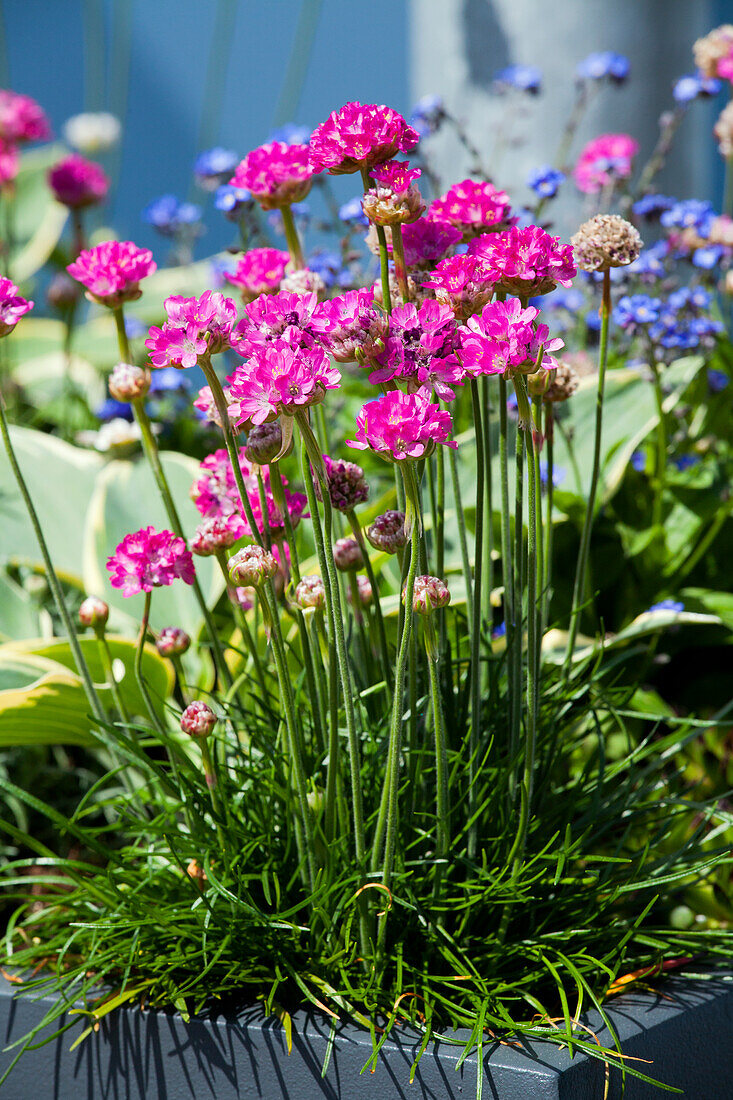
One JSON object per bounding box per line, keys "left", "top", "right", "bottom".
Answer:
{"left": 2, "top": 974, "right": 733, "bottom": 1098}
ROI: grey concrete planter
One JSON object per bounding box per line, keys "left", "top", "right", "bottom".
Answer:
{"left": 2, "top": 973, "right": 733, "bottom": 1098}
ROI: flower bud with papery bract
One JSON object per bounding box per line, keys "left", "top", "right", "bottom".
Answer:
{"left": 365, "top": 510, "right": 407, "bottom": 553}
{"left": 109, "top": 362, "right": 151, "bottom": 402}
{"left": 228, "top": 545, "right": 278, "bottom": 588}
{"left": 244, "top": 421, "right": 284, "bottom": 465}
{"left": 156, "top": 626, "right": 191, "bottom": 657}
{"left": 191, "top": 515, "right": 245, "bottom": 556}
{"left": 406, "top": 575, "right": 451, "bottom": 615}
{"left": 181, "top": 700, "right": 217, "bottom": 739}
{"left": 295, "top": 574, "right": 326, "bottom": 610}
{"left": 315, "top": 455, "right": 369, "bottom": 511}
{"left": 78, "top": 596, "right": 109, "bottom": 629}
{"left": 333, "top": 537, "right": 363, "bottom": 572}
{"left": 571, "top": 214, "right": 642, "bottom": 272}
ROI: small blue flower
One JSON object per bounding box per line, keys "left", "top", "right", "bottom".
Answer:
{"left": 96, "top": 398, "right": 134, "bottom": 422}
{"left": 539, "top": 461, "right": 566, "bottom": 488}
{"left": 494, "top": 64, "right": 542, "bottom": 94}
{"left": 707, "top": 368, "right": 730, "bottom": 393}
{"left": 338, "top": 196, "right": 369, "bottom": 226}
{"left": 194, "top": 147, "right": 239, "bottom": 181}
{"left": 614, "top": 294, "right": 663, "bottom": 328}
{"left": 149, "top": 368, "right": 191, "bottom": 395}
{"left": 585, "top": 310, "right": 602, "bottom": 333}
{"left": 267, "top": 123, "right": 311, "bottom": 146}
{"left": 124, "top": 316, "right": 147, "bottom": 339}
{"left": 577, "top": 51, "right": 630, "bottom": 83}
{"left": 692, "top": 244, "right": 724, "bottom": 269}
{"left": 672, "top": 454, "right": 700, "bottom": 471}
{"left": 409, "top": 94, "right": 445, "bottom": 138}
{"left": 672, "top": 72, "right": 722, "bottom": 103}
{"left": 527, "top": 165, "right": 565, "bottom": 199}
{"left": 630, "top": 451, "right": 646, "bottom": 472}
{"left": 626, "top": 241, "right": 668, "bottom": 281}
{"left": 491, "top": 621, "right": 507, "bottom": 639}
{"left": 307, "top": 248, "right": 353, "bottom": 289}
{"left": 647, "top": 599, "right": 684, "bottom": 613}
{"left": 214, "top": 183, "right": 252, "bottom": 219}
{"left": 549, "top": 287, "right": 585, "bottom": 313}
{"left": 661, "top": 199, "right": 715, "bottom": 236}
{"left": 631, "top": 194, "right": 675, "bottom": 220}
{"left": 142, "top": 194, "right": 202, "bottom": 236}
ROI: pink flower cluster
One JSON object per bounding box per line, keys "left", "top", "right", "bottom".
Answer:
{"left": 429, "top": 180, "right": 514, "bottom": 238}
{"left": 573, "top": 133, "right": 639, "bottom": 194}
{"left": 309, "top": 289, "right": 388, "bottom": 362}
{"left": 225, "top": 247, "right": 290, "bottom": 302}
{"left": 309, "top": 101, "right": 419, "bottom": 175}
{"left": 348, "top": 389, "right": 456, "bottom": 461}
{"left": 106, "top": 526, "right": 195, "bottom": 597}
{"left": 457, "top": 298, "right": 563, "bottom": 378}
{"left": 371, "top": 300, "right": 462, "bottom": 400}
{"left": 67, "top": 240, "right": 157, "bottom": 306}
{"left": 228, "top": 339, "right": 340, "bottom": 426}
{"left": 233, "top": 290, "right": 319, "bottom": 356}
{"left": 0, "top": 141, "right": 17, "bottom": 188}
{"left": 191, "top": 448, "right": 306, "bottom": 541}
{"left": 146, "top": 291, "right": 237, "bottom": 369}
{"left": 0, "top": 276, "right": 33, "bottom": 336}
{"left": 362, "top": 160, "right": 425, "bottom": 225}
{"left": 399, "top": 218, "right": 463, "bottom": 269}
{"left": 467, "top": 225, "right": 576, "bottom": 297}
{"left": 230, "top": 142, "right": 318, "bottom": 210}
{"left": 370, "top": 160, "right": 421, "bottom": 193}
{"left": 421, "top": 254, "right": 495, "bottom": 320}
{"left": 0, "top": 90, "right": 50, "bottom": 144}
{"left": 48, "top": 154, "right": 109, "bottom": 209}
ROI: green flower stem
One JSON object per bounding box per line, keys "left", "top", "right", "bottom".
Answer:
{"left": 198, "top": 358, "right": 264, "bottom": 548}
{"left": 649, "top": 357, "right": 667, "bottom": 529}
{"left": 543, "top": 403, "right": 555, "bottom": 628}
{"left": 213, "top": 550, "right": 269, "bottom": 707}
{"left": 96, "top": 633, "right": 129, "bottom": 724}
{"left": 270, "top": 464, "right": 301, "bottom": 582}
{"left": 296, "top": 414, "right": 367, "bottom": 887}
{"left": 259, "top": 580, "right": 316, "bottom": 893}
{"left": 256, "top": 471, "right": 273, "bottom": 549}
{"left": 378, "top": 462, "right": 422, "bottom": 897}
{"left": 510, "top": 407, "right": 525, "bottom": 795}
{"left": 391, "top": 222, "right": 410, "bottom": 303}
{"left": 280, "top": 203, "right": 305, "bottom": 270}
{"left": 424, "top": 618, "right": 450, "bottom": 909}
{"left": 497, "top": 376, "right": 515, "bottom": 779}
{"left": 171, "top": 654, "right": 191, "bottom": 707}
{"left": 346, "top": 510, "right": 391, "bottom": 689}
{"left": 0, "top": 388, "right": 106, "bottom": 724}
{"left": 467, "top": 380, "right": 485, "bottom": 860}
{"left": 564, "top": 268, "right": 611, "bottom": 674}
{"left": 361, "top": 168, "right": 392, "bottom": 313}
{"left": 480, "top": 375, "right": 495, "bottom": 633}
{"left": 532, "top": 395, "right": 545, "bottom": 638}
{"left": 449, "top": 445, "right": 473, "bottom": 623}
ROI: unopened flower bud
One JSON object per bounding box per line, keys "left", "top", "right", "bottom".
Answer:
{"left": 244, "top": 421, "right": 284, "bottom": 465}
{"left": 78, "top": 595, "right": 109, "bottom": 629}
{"left": 156, "top": 626, "right": 191, "bottom": 657}
{"left": 181, "top": 700, "right": 217, "bottom": 739}
{"left": 315, "top": 455, "right": 369, "bottom": 511}
{"left": 228, "top": 544, "right": 278, "bottom": 588}
{"left": 352, "top": 575, "right": 373, "bottom": 606}
{"left": 571, "top": 214, "right": 642, "bottom": 272}
{"left": 365, "top": 510, "right": 407, "bottom": 554}
{"left": 407, "top": 575, "right": 451, "bottom": 615}
{"left": 47, "top": 272, "right": 80, "bottom": 312}
{"left": 544, "top": 360, "right": 579, "bottom": 403}
{"left": 191, "top": 516, "right": 242, "bottom": 557}
{"left": 109, "top": 362, "right": 150, "bottom": 402}
{"left": 280, "top": 267, "right": 326, "bottom": 298}
{"left": 527, "top": 368, "right": 553, "bottom": 398}
{"left": 295, "top": 574, "right": 325, "bottom": 610}
{"left": 333, "top": 537, "right": 363, "bottom": 572}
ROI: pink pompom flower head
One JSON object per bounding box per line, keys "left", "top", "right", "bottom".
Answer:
{"left": 0, "top": 90, "right": 50, "bottom": 144}
{"left": 0, "top": 140, "right": 19, "bottom": 189}
{"left": 0, "top": 276, "right": 33, "bottom": 336}
{"left": 370, "top": 299, "right": 464, "bottom": 400}
{"left": 362, "top": 161, "right": 425, "bottom": 226}
{"left": 190, "top": 447, "right": 306, "bottom": 542}
{"left": 310, "top": 289, "right": 388, "bottom": 363}
{"left": 233, "top": 290, "right": 319, "bottom": 357}
{"left": 67, "top": 240, "right": 156, "bottom": 307}
{"left": 48, "top": 154, "right": 109, "bottom": 209}
{"left": 145, "top": 290, "right": 237, "bottom": 369}
{"left": 106, "top": 526, "right": 195, "bottom": 597}
{"left": 457, "top": 298, "right": 564, "bottom": 380}
{"left": 348, "top": 389, "right": 456, "bottom": 462}
{"left": 309, "top": 101, "right": 419, "bottom": 175}
{"left": 573, "top": 134, "right": 639, "bottom": 195}
{"left": 468, "top": 225, "right": 576, "bottom": 298}
{"left": 421, "top": 254, "right": 495, "bottom": 320}
{"left": 228, "top": 339, "right": 340, "bottom": 428}
{"left": 224, "top": 247, "right": 290, "bottom": 303}
{"left": 429, "top": 180, "right": 515, "bottom": 239}
{"left": 230, "top": 141, "right": 319, "bottom": 210}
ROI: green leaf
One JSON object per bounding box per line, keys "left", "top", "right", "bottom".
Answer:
{"left": 0, "top": 573, "right": 39, "bottom": 641}
{"left": 7, "top": 145, "right": 69, "bottom": 281}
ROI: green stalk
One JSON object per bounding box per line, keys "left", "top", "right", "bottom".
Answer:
{"left": 361, "top": 168, "right": 392, "bottom": 312}
{"left": 468, "top": 380, "right": 485, "bottom": 860}
{"left": 213, "top": 550, "right": 269, "bottom": 705}
{"left": 391, "top": 222, "right": 410, "bottom": 303}
{"left": 346, "top": 509, "right": 391, "bottom": 689}
{"left": 510, "top": 401, "right": 525, "bottom": 790}
{"left": 280, "top": 203, "right": 305, "bottom": 270}
{"left": 96, "top": 634, "right": 129, "bottom": 724}
{"left": 497, "top": 377, "right": 515, "bottom": 779}
{"left": 649, "top": 357, "right": 667, "bottom": 529}
{"left": 424, "top": 618, "right": 450, "bottom": 910}
{"left": 270, "top": 464, "right": 301, "bottom": 582}
{"left": 480, "top": 376, "right": 494, "bottom": 628}
{"left": 532, "top": 395, "right": 545, "bottom": 641}
{"left": 543, "top": 403, "right": 555, "bottom": 628}
{"left": 0, "top": 389, "right": 106, "bottom": 724}
{"left": 448, "top": 446, "right": 473, "bottom": 623}
{"left": 564, "top": 268, "right": 611, "bottom": 674}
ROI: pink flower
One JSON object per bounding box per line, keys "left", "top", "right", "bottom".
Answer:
{"left": 0, "top": 140, "right": 18, "bottom": 188}
{"left": 0, "top": 90, "right": 50, "bottom": 144}
{"left": 146, "top": 290, "right": 237, "bottom": 368}
{"left": 190, "top": 514, "right": 246, "bottom": 556}
{"left": 230, "top": 142, "right": 319, "bottom": 210}
{"left": 348, "top": 389, "right": 456, "bottom": 461}
{"left": 573, "top": 134, "right": 639, "bottom": 194}
{"left": 310, "top": 289, "right": 388, "bottom": 362}
{"left": 67, "top": 240, "right": 156, "bottom": 306}
{"left": 309, "top": 101, "right": 419, "bottom": 175}
{"left": 457, "top": 298, "right": 563, "bottom": 378}
{"left": 193, "top": 384, "right": 235, "bottom": 428}
{"left": 429, "top": 180, "right": 514, "bottom": 238}
{"left": 190, "top": 448, "right": 306, "bottom": 540}
{"left": 421, "top": 254, "right": 495, "bottom": 319}
{"left": 400, "top": 218, "right": 463, "bottom": 268}
{"left": 48, "top": 154, "right": 109, "bottom": 209}
{"left": 224, "top": 247, "right": 290, "bottom": 302}
{"left": 228, "top": 340, "right": 340, "bottom": 427}
{"left": 468, "top": 225, "right": 576, "bottom": 298}
{"left": 0, "top": 276, "right": 33, "bottom": 336}
{"left": 106, "top": 526, "right": 195, "bottom": 597}
{"left": 370, "top": 299, "right": 463, "bottom": 399}
{"left": 233, "top": 290, "right": 319, "bottom": 356}
{"left": 362, "top": 160, "right": 425, "bottom": 226}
